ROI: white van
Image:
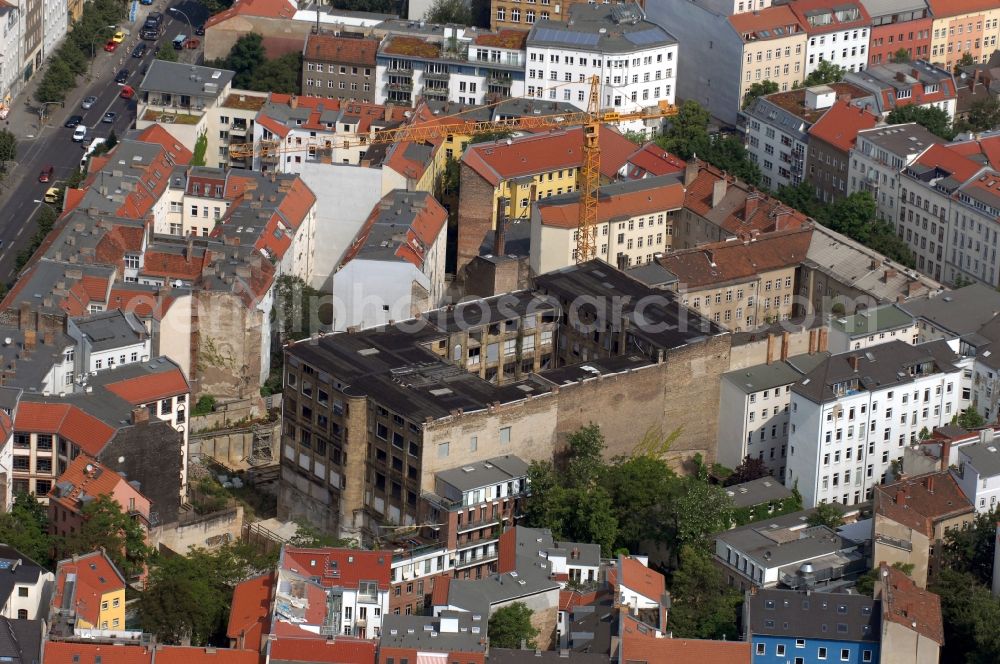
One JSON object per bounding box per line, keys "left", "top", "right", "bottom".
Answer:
{"left": 72, "top": 125, "right": 87, "bottom": 142}
{"left": 80, "top": 137, "right": 107, "bottom": 170}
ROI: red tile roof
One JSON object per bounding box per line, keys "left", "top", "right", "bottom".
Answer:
{"left": 879, "top": 563, "right": 944, "bottom": 645}
{"left": 559, "top": 589, "right": 601, "bottom": 611}
{"left": 808, "top": 100, "right": 879, "bottom": 153}
{"left": 303, "top": 34, "right": 378, "bottom": 65}
{"left": 205, "top": 0, "right": 296, "bottom": 28}
{"left": 227, "top": 574, "right": 274, "bottom": 653}
{"left": 15, "top": 402, "right": 117, "bottom": 455}
{"left": 496, "top": 527, "right": 517, "bottom": 574}
{"left": 49, "top": 454, "right": 132, "bottom": 514}
{"left": 462, "top": 126, "right": 636, "bottom": 186}
{"left": 622, "top": 142, "right": 686, "bottom": 179}
{"left": 657, "top": 227, "right": 813, "bottom": 288}
{"left": 263, "top": 94, "right": 407, "bottom": 136}
{"left": 53, "top": 551, "right": 127, "bottom": 626}
{"left": 874, "top": 471, "right": 974, "bottom": 538}
{"left": 281, "top": 547, "right": 392, "bottom": 590}
{"left": 107, "top": 288, "right": 178, "bottom": 321}
{"left": 136, "top": 125, "right": 194, "bottom": 165}
{"left": 618, "top": 557, "right": 665, "bottom": 600}
{"left": 788, "top": 0, "right": 871, "bottom": 35}
{"left": 926, "top": 0, "right": 998, "bottom": 17}
{"left": 728, "top": 5, "right": 803, "bottom": 41}
{"left": 154, "top": 647, "right": 260, "bottom": 664}
{"left": 43, "top": 642, "right": 152, "bottom": 664}
{"left": 340, "top": 192, "right": 448, "bottom": 268}
{"left": 430, "top": 574, "right": 451, "bottom": 606}
{"left": 913, "top": 143, "right": 991, "bottom": 183}
{"left": 104, "top": 368, "right": 189, "bottom": 405}
{"left": 536, "top": 179, "right": 685, "bottom": 229}
{"left": 268, "top": 636, "right": 375, "bottom": 664}
{"left": 620, "top": 616, "right": 750, "bottom": 664}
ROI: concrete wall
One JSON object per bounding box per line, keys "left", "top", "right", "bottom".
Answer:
{"left": 457, "top": 162, "right": 495, "bottom": 279}
{"left": 154, "top": 504, "right": 245, "bottom": 554}
{"left": 299, "top": 165, "right": 384, "bottom": 290}
{"left": 204, "top": 15, "right": 313, "bottom": 61}
{"left": 155, "top": 293, "right": 194, "bottom": 380}
{"left": 332, "top": 260, "right": 428, "bottom": 332}
{"left": 872, "top": 513, "right": 930, "bottom": 588}
{"left": 190, "top": 422, "right": 280, "bottom": 471}
{"left": 194, "top": 291, "right": 267, "bottom": 400}
{"left": 880, "top": 621, "right": 940, "bottom": 664}
{"left": 644, "top": 0, "right": 742, "bottom": 125}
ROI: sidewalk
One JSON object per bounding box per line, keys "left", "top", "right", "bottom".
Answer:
{"left": 3, "top": 0, "right": 167, "bottom": 141}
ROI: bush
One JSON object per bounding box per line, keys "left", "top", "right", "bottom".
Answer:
{"left": 193, "top": 395, "right": 217, "bottom": 416}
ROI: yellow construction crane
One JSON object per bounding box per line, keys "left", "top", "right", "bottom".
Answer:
{"left": 229, "top": 77, "right": 678, "bottom": 262}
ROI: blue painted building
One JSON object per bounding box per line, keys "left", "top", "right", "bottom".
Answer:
{"left": 745, "top": 588, "right": 881, "bottom": 664}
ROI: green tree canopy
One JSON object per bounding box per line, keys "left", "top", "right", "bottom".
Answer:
{"left": 488, "top": 602, "right": 540, "bottom": 649}
{"left": 0, "top": 129, "right": 16, "bottom": 168}
{"left": 803, "top": 60, "right": 846, "bottom": 87}
{"left": 940, "top": 507, "right": 998, "bottom": 585}
{"left": 667, "top": 545, "right": 741, "bottom": 639}
{"left": 892, "top": 48, "right": 910, "bottom": 63}
{"left": 563, "top": 424, "right": 605, "bottom": 489}
{"left": 961, "top": 98, "right": 1000, "bottom": 133}
{"left": 599, "top": 454, "right": 676, "bottom": 551}
{"left": 425, "top": 0, "right": 473, "bottom": 25}
{"left": 806, "top": 502, "right": 844, "bottom": 529}
{"left": 655, "top": 100, "right": 760, "bottom": 185}
{"left": 156, "top": 46, "right": 179, "bottom": 62}
{"left": 724, "top": 456, "right": 770, "bottom": 486}
{"left": 670, "top": 479, "right": 733, "bottom": 547}
{"left": 0, "top": 493, "right": 53, "bottom": 567}
{"left": 886, "top": 104, "right": 955, "bottom": 140}
{"left": 743, "top": 80, "right": 779, "bottom": 109}
{"left": 63, "top": 494, "right": 152, "bottom": 579}
{"left": 954, "top": 406, "right": 987, "bottom": 430}
{"left": 932, "top": 568, "right": 1000, "bottom": 664}
{"left": 139, "top": 554, "right": 226, "bottom": 645}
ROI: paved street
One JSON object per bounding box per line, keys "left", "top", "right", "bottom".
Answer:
{"left": 0, "top": 0, "right": 208, "bottom": 285}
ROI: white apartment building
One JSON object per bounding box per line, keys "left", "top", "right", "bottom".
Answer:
{"left": 698, "top": 0, "right": 772, "bottom": 15}
{"left": 827, "top": 304, "right": 919, "bottom": 353}
{"left": 791, "top": 0, "right": 871, "bottom": 77}
{"left": 848, "top": 123, "right": 942, "bottom": 224}
{"left": 0, "top": 546, "right": 53, "bottom": 621}
{"left": 954, "top": 440, "right": 1000, "bottom": 513}
{"left": 529, "top": 175, "right": 683, "bottom": 273}
{"left": 0, "top": 2, "right": 22, "bottom": 112}
{"left": 67, "top": 311, "right": 151, "bottom": 379}
{"left": 718, "top": 353, "right": 829, "bottom": 482}
{"left": 526, "top": 3, "right": 677, "bottom": 134}
{"left": 40, "top": 0, "right": 65, "bottom": 60}
{"left": 787, "top": 339, "right": 965, "bottom": 508}
{"left": 376, "top": 29, "right": 526, "bottom": 107}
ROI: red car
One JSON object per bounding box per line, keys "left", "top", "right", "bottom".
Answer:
{"left": 104, "top": 40, "right": 118, "bottom": 52}
{"left": 120, "top": 85, "right": 134, "bottom": 99}
{"left": 38, "top": 165, "right": 54, "bottom": 183}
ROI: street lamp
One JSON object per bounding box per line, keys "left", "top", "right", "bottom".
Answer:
{"left": 37, "top": 101, "right": 61, "bottom": 128}
{"left": 168, "top": 7, "right": 193, "bottom": 37}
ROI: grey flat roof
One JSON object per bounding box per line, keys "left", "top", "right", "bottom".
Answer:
{"left": 747, "top": 588, "right": 881, "bottom": 642}
{"left": 723, "top": 352, "right": 829, "bottom": 394}
{"left": 490, "top": 649, "right": 609, "bottom": 664}
{"left": 900, "top": 283, "right": 1000, "bottom": 336}
{"left": 527, "top": 3, "right": 675, "bottom": 54}
{"left": 792, "top": 339, "right": 958, "bottom": 404}
{"left": 446, "top": 569, "right": 559, "bottom": 614}
{"left": 858, "top": 0, "right": 928, "bottom": 18}
{"left": 436, "top": 455, "right": 530, "bottom": 492}
{"left": 626, "top": 261, "right": 678, "bottom": 288}
{"left": 379, "top": 612, "right": 486, "bottom": 652}
{"left": 139, "top": 60, "right": 234, "bottom": 98}
{"left": 959, "top": 442, "right": 1000, "bottom": 478}
{"left": 725, "top": 477, "right": 794, "bottom": 508}
{"left": 855, "top": 123, "right": 943, "bottom": 157}
{"left": 73, "top": 310, "right": 145, "bottom": 352}
{"left": 717, "top": 507, "right": 860, "bottom": 570}
{"left": 829, "top": 303, "right": 915, "bottom": 338}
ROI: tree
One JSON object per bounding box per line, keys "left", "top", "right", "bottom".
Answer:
{"left": 600, "top": 454, "right": 675, "bottom": 551}
{"left": 807, "top": 502, "right": 844, "bottom": 529}
{"left": 0, "top": 493, "right": 53, "bottom": 567}
{"left": 891, "top": 48, "right": 910, "bottom": 63}
{"left": 105, "top": 129, "right": 118, "bottom": 151}
{"left": 655, "top": 100, "right": 760, "bottom": 185}
{"left": 425, "top": 0, "right": 473, "bottom": 25}
{"left": 963, "top": 98, "right": 1000, "bottom": 133}
{"left": 956, "top": 52, "right": 976, "bottom": 73}
{"left": 724, "top": 455, "right": 770, "bottom": 486}
{"left": 563, "top": 424, "right": 605, "bottom": 489}
{"left": 743, "top": 80, "right": 779, "bottom": 109}
{"left": 488, "top": 603, "right": 539, "bottom": 649}
{"left": 803, "top": 60, "right": 846, "bottom": 87}
{"left": 954, "top": 406, "right": 987, "bottom": 430}
{"left": 192, "top": 133, "right": 207, "bottom": 166}
{"left": 887, "top": 104, "right": 954, "bottom": 140}
{"left": 932, "top": 569, "right": 1000, "bottom": 664}
{"left": 289, "top": 521, "right": 357, "bottom": 549}
{"left": 940, "top": 508, "right": 998, "bottom": 586}
{"left": 220, "top": 33, "right": 266, "bottom": 89}
{"left": 248, "top": 53, "right": 302, "bottom": 94}
{"left": 64, "top": 494, "right": 152, "bottom": 579}
{"left": 139, "top": 554, "right": 227, "bottom": 645}
{"left": 667, "top": 545, "right": 741, "bottom": 639}
{"left": 523, "top": 460, "right": 561, "bottom": 530}
{"left": 156, "top": 45, "right": 178, "bottom": 62}
{"left": 670, "top": 479, "right": 733, "bottom": 548}
{"left": 0, "top": 129, "right": 17, "bottom": 168}
{"left": 557, "top": 486, "right": 619, "bottom": 557}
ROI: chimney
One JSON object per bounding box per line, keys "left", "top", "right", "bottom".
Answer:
{"left": 926, "top": 475, "right": 935, "bottom": 493}
{"left": 683, "top": 160, "right": 699, "bottom": 186}
{"left": 883, "top": 268, "right": 898, "bottom": 282}
{"left": 848, "top": 355, "right": 860, "bottom": 371}
{"left": 23, "top": 329, "right": 36, "bottom": 351}
{"left": 781, "top": 330, "right": 790, "bottom": 362}
{"left": 808, "top": 328, "right": 818, "bottom": 355}
{"left": 494, "top": 196, "right": 507, "bottom": 256}
{"left": 289, "top": 95, "right": 299, "bottom": 109}
{"left": 18, "top": 303, "right": 35, "bottom": 332}
{"left": 766, "top": 333, "right": 776, "bottom": 365}
{"left": 384, "top": 102, "right": 395, "bottom": 122}
{"left": 186, "top": 235, "right": 195, "bottom": 264}
{"left": 744, "top": 194, "right": 759, "bottom": 221}
{"left": 939, "top": 437, "right": 952, "bottom": 471}
{"left": 42, "top": 322, "right": 53, "bottom": 347}
{"left": 131, "top": 407, "right": 149, "bottom": 425}
{"left": 895, "top": 489, "right": 906, "bottom": 506}
{"left": 818, "top": 327, "right": 828, "bottom": 352}
{"left": 712, "top": 179, "right": 727, "bottom": 207}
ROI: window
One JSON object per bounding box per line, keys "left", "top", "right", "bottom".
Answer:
{"left": 862, "top": 651, "right": 872, "bottom": 663}
{"left": 840, "top": 650, "right": 850, "bottom": 662}
{"left": 777, "top": 645, "right": 786, "bottom": 657}
{"left": 437, "top": 442, "right": 449, "bottom": 458}
{"left": 500, "top": 427, "right": 511, "bottom": 444}
{"left": 17, "top": 587, "right": 28, "bottom": 598}
{"left": 756, "top": 644, "right": 766, "bottom": 655}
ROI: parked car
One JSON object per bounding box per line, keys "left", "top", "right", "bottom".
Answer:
{"left": 131, "top": 43, "right": 147, "bottom": 58}
{"left": 115, "top": 69, "right": 129, "bottom": 84}
{"left": 104, "top": 40, "right": 118, "bottom": 52}
{"left": 72, "top": 125, "right": 87, "bottom": 142}
{"left": 81, "top": 95, "right": 98, "bottom": 110}
{"left": 63, "top": 115, "right": 83, "bottom": 128}
{"left": 43, "top": 187, "right": 61, "bottom": 204}
{"left": 120, "top": 85, "right": 135, "bottom": 99}
{"left": 112, "top": 30, "right": 126, "bottom": 43}
{"left": 38, "top": 165, "right": 54, "bottom": 183}
{"left": 102, "top": 111, "right": 117, "bottom": 124}
{"left": 184, "top": 38, "right": 200, "bottom": 49}
{"left": 194, "top": 25, "right": 205, "bottom": 36}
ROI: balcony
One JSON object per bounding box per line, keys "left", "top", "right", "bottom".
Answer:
{"left": 388, "top": 66, "right": 413, "bottom": 76}
{"left": 423, "top": 87, "right": 449, "bottom": 100}
{"left": 874, "top": 533, "right": 913, "bottom": 552}
{"left": 454, "top": 551, "right": 497, "bottom": 569}
{"left": 229, "top": 123, "right": 248, "bottom": 136}
{"left": 388, "top": 81, "right": 413, "bottom": 92}
{"left": 424, "top": 70, "right": 450, "bottom": 82}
